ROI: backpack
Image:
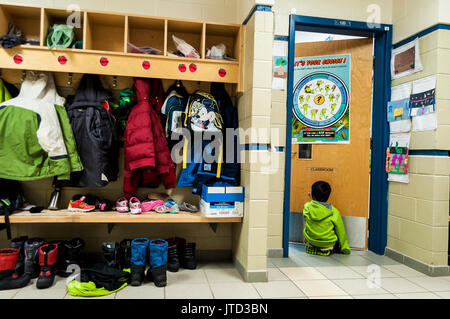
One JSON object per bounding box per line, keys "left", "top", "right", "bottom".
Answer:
{"left": 183, "top": 91, "right": 223, "bottom": 132}
{"left": 161, "top": 89, "right": 186, "bottom": 137}
{"left": 0, "top": 179, "right": 23, "bottom": 239}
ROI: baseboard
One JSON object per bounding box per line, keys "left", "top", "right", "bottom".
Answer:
{"left": 385, "top": 247, "right": 450, "bottom": 277}
{"left": 233, "top": 256, "right": 268, "bottom": 283}
{"left": 267, "top": 248, "right": 283, "bottom": 258}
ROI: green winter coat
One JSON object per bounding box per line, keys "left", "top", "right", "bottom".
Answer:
{"left": 0, "top": 79, "right": 12, "bottom": 103}
{"left": 303, "top": 200, "right": 351, "bottom": 254}
{"left": 0, "top": 72, "right": 82, "bottom": 181}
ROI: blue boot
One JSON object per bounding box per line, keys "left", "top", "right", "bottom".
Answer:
{"left": 130, "top": 238, "right": 149, "bottom": 286}
{"left": 146, "top": 239, "right": 168, "bottom": 287}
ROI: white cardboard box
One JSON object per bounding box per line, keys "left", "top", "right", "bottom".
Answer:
{"left": 200, "top": 199, "right": 243, "bottom": 218}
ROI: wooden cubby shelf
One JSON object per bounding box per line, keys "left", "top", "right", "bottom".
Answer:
{"left": 0, "top": 2, "right": 244, "bottom": 91}
{"left": 1, "top": 210, "right": 242, "bottom": 224}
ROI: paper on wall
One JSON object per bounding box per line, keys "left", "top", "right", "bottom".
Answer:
{"left": 390, "top": 82, "right": 412, "bottom": 133}
{"left": 391, "top": 38, "right": 423, "bottom": 80}
{"left": 387, "top": 133, "right": 411, "bottom": 184}
{"left": 272, "top": 41, "right": 288, "bottom": 90}
{"left": 411, "top": 75, "right": 437, "bottom": 131}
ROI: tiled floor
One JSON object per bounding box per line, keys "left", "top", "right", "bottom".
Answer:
{"left": 2, "top": 243, "right": 449, "bottom": 299}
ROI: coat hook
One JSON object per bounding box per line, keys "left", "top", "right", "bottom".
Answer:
{"left": 197, "top": 81, "right": 201, "bottom": 90}
{"left": 67, "top": 73, "right": 73, "bottom": 86}
{"left": 113, "top": 76, "right": 117, "bottom": 88}
{"left": 21, "top": 70, "right": 26, "bottom": 82}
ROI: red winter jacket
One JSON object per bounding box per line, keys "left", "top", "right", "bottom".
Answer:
{"left": 123, "top": 78, "right": 176, "bottom": 196}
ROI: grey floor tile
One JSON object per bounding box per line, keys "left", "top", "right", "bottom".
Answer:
{"left": 383, "top": 265, "right": 427, "bottom": 277}
{"left": 316, "top": 266, "right": 365, "bottom": 280}
{"left": 115, "top": 284, "right": 164, "bottom": 299}
{"left": 362, "top": 253, "right": 400, "bottom": 265}
{"left": 166, "top": 283, "right": 213, "bottom": 299}
{"left": 405, "top": 276, "right": 450, "bottom": 292}
{"left": 269, "top": 257, "right": 308, "bottom": 268}
{"left": 379, "top": 277, "right": 428, "bottom": 294}
{"left": 349, "top": 265, "right": 399, "bottom": 278}
{"left": 434, "top": 291, "right": 450, "bottom": 299}
{"left": 210, "top": 282, "right": 261, "bottom": 299}
{"left": 394, "top": 292, "right": 441, "bottom": 299}
{"left": 267, "top": 259, "right": 276, "bottom": 268}
{"left": 309, "top": 295, "right": 353, "bottom": 299}
{"left": 267, "top": 268, "right": 290, "bottom": 281}
{"left": 330, "top": 255, "right": 375, "bottom": 267}
{"left": 197, "top": 262, "right": 235, "bottom": 270}
{"left": 297, "top": 255, "right": 346, "bottom": 267}
{"left": 168, "top": 269, "right": 209, "bottom": 285}
{"left": 252, "top": 281, "right": 305, "bottom": 299}
{"left": 204, "top": 268, "right": 244, "bottom": 283}
{"left": 279, "top": 267, "right": 327, "bottom": 281}
{"left": 15, "top": 287, "right": 67, "bottom": 299}
{"left": 0, "top": 288, "right": 21, "bottom": 299}
{"left": 293, "top": 279, "right": 348, "bottom": 297}
{"left": 332, "top": 279, "right": 389, "bottom": 296}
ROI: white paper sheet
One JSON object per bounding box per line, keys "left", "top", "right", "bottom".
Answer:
{"left": 412, "top": 74, "right": 436, "bottom": 94}
{"left": 390, "top": 83, "right": 412, "bottom": 133}
{"left": 391, "top": 38, "right": 423, "bottom": 80}
{"left": 411, "top": 75, "right": 437, "bottom": 131}
{"left": 387, "top": 133, "right": 411, "bottom": 184}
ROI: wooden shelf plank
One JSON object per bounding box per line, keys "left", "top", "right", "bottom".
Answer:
{"left": 0, "top": 210, "right": 242, "bottom": 224}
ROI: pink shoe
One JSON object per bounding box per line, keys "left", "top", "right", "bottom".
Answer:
{"left": 115, "top": 197, "right": 129, "bottom": 213}
{"left": 129, "top": 197, "right": 142, "bottom": 215}
{"left": 142, "top": 200, "right": 165, "bottom": 212}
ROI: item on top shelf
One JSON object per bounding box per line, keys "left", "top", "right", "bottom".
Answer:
{"left": 123, "top": 78, "right": 176, "bottom": 196}
{"left": 0, "top": 23, "right": 26, "bottom": 49}
{"left": 129, "top": 197, "right": 142, "bottom": 215}
{"left": 36, "top": 243, "right": 58, "bottom": 289}
{"left": 46, "top": 24, "right": 76, "bottom": 49}
{"left": 9, "top": 236, "right": 28, "bottom": 277}
{"left": 206, "top": 43, "right": 226, "bottom": 59}
{"left": 200, "top": 185, "right": 244, "bottom": 218}
{"left": 141, "top": 200, "right": 164, "bottom": 212}
{"left": 115, "top": 197, "right": 130, "bottom": 213}
{"left": 130, "top": 238, "right": 149, "bottom": 286}
{"left": 165, "top": 237, "right": 186, "bottom": 272}
{"left": 172, "top": 35, "right": 200, "bottom": 59}
{"left": 67, "top": 263, "right": 130, "bottom": 296}
{"left": 24, "top": 238, "right": 45, "bottom": 279}
{"left": 179, "top": 202, "right": 198, "bottom": 213}
{"left": 102, "top": 242, "right": 119, "bottom": 268}
{"left": 146, "top": 239, "right": 168, "bottom": 287}
{"left": 0, "top": 72, "right": 83, "bottom": 183}
{"left": 0, "top": 248, "right": 31, "bottom": 291}
{"left": 127, "top": 42, "right": 162, "bottom": 55}
{"left": 58, "top": 238, "right": 86, "bottom": 278}
{"left": 68, "top": 196, "right": 96, "bottom": 212}
{"left": 154, "top": 199, "right": 179, "bottom": 214}
{"left": 118, "top": 239, "right": 132, "bottom": 270}
{"left": 66, "top": 74, "right": 119, "bottom": 188}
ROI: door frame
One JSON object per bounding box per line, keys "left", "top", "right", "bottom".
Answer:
{"left": 283, "top": 15, "right": 393, "bottom": 257}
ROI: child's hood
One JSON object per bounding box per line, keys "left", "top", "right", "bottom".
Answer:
{"left": 303, "top": 201, "right": 333, "bottom": 221}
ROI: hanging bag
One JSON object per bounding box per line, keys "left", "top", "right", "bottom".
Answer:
{"left": 46, "top": 24, "right": 75, "bottom": 49}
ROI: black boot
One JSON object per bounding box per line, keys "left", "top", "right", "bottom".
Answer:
{"left": 59, "top": 238, "right": 85, "bottom": 277}
{"left": 131, "top": 264, "right": 146, "bottom": 286}
{"left": 148, "top": 239, "right": 168, "bottom": 287}
{"left": 9, "top": 236, "right": 28, "bottom": 276}
{"left": 181, "top": 243, "right": 197, "bottom": 270}
{"left": 167, "top": 245, "right": 180, "bottom": 272}
{"left": 36, "top": 244, "right": 58, "bottom": 289}
{"left": 0, "top": 248, "right": 30, "bottom": 291}
{"left": 102, "top": 242, "right": 119, "bottom": 268}
{"left": 147, "top": 265, "right": 167, "bottom": 287}
{"left": 118, "top": 239, "right": 132, "bottom": 270}
{"left": 47, "top": 240, "right": 65, "bottom": 276}
{"left": 24, "top": 238, "right": 44, "bottom": 278}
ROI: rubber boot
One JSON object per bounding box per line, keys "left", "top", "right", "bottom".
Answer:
{"left": 166, "top": 237, "right": 185, "bottom": 272}
{"left": 9, "top": 236, "right": 28, "bottom": 276}
{"left": 24, "top": 238, "right": 44, "bottom": 279}
{"left": 0, "top": 248, "right": 31, "bottom": 290}
{"left": 118, "top": 239, "right": 132, "bottom": 270}
{"left": 181, "top": 242, "right": 197, "bottom": 270}
{"left": 47, "top": 240, "right": 65, "bottom": 276}
{"left": 146, "top": 239, "right": 168, "bottom": 287}
{"left": 102, "top": 242, "right": 119, "bottom": 268}
{"left": 130, "top": 238, "right": 149, "bottom": 286}
{"left": 59, "top": 238, "right": 85, "bottom": 277}
{"left": 36, "top": 244, "right": 58, "bottom": 289}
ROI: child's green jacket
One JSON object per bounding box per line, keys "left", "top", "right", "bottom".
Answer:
{"left": 303, "top": 200, "right": 351, "bottom": 254}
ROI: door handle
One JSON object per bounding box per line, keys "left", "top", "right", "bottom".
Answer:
{"left": 291, "top": 152, "right": 297, "bottom": 155}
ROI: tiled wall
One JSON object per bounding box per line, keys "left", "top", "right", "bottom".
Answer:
{"left": 387, "top": 27, "right": 450, "bottom": 267}
{"left": 232, "top": 8, "right": 274, "bottom": 281}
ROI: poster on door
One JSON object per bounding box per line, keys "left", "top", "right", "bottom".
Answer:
{"left": 292, "top": 54, "right": 351, "bottom": 144}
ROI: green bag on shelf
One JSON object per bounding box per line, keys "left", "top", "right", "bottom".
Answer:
{"left": 46, "top": 24, "right": 76, "bottom": 49}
